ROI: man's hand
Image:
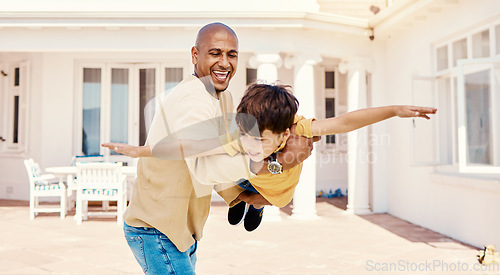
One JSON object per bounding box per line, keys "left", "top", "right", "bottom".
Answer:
{"left": 102, "top": 143, "right": 151, "bottom": 158}
{"left": 238, "top": 191, "right": 272, "bottom": 205}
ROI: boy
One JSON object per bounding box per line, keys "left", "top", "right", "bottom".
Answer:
{"left": 103, "top": 83, "right": 437, "bottom": 231}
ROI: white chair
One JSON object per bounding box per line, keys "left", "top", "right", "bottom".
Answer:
{"left": 75, "top": 162, "right": 127, "bottom": 225}
{"left": 24, "top": 159, "right": 67, "bottom": 219}
{"left": 70, "top": 155, "right": 106, "bottom": 210}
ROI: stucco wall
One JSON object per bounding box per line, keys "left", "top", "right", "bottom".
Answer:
{"left": 0, "top": 25, "right": 374, "bottom": 201}
{"left": 383, "top": 0, "right": 500, "bottom": 247}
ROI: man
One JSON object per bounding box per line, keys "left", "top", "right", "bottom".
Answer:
{"left": 121, "top": 22, "right": 316, "bottom": 274}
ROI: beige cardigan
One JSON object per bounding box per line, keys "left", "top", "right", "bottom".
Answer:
{"left": 124, "top": 75, "right": 248, "bottom": 252}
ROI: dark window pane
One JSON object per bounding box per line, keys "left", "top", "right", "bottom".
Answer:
{"left": 110, "top": 69, "right": 129, "bottom": 155}
{"left": 13, "top": 96, "right": 19, "bottom": 143}
{"left": 325, "top": 98, "right": 335, "bottom": 118}
{"left": 325, "top": 71, "right": 335, "bottom": 89}
{"left": 165, "top": 68, "right": 183, "bottom": 92}
{"left": 14, "top": 68, "right": 20, "bottom": 86}
{"left": 139, "top": 69, "right": 156, "bottom": 146}
{"left": 326, "top": 135, "right": 335, "bottom": 143}
{"left": 246, "top": 68, "right": 257, "bottom": 85}
{"left": 465, "top": 70, "right": 491, "bottom": 165}
{"left": 82, "top": 68, "right": 101, "bottom": 155}
{"left": 325, "top": 98, "right": 335, "bottom": 144}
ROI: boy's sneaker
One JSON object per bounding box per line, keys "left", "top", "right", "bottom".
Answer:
{"left": 244, "top": 206, "right": 264, "bottom": 232}
{"left": 228, "top": 201, "right": 247, "bottom": 225}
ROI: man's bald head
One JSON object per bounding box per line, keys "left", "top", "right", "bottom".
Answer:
{"left": 195, "top": 22, "right": 238, "bottom": 48}
{"left": 191, "top": 22, "right": 239, "bottom": 93}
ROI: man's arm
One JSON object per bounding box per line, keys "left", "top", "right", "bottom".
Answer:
{"left": 102, "top": 139, "right": 226, "bottom": 159}
{"left": 102, "top": 143, "right": 152, "bottom": 158}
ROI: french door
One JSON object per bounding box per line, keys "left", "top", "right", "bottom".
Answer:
{"left": 76, "top": 62, "right": 186, "bottom": 158}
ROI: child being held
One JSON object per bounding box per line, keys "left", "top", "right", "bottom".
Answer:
{"left": 103, "top": 83, "right": 437, "bottom": 232}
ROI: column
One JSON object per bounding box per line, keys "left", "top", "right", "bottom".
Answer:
{"left": 287, "top": 54, "right": 322, "bottom": 220}
{"left": 249, "top": 54, "right": 282, "bottom": 83}
{"left": 249, "top": 53, "right": 283, "bottom": 221}
{"left": 339, "top": 58, "right": 372, "bottom": 215}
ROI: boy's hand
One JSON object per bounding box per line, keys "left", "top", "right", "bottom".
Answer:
{"left": 280, "top": 125, "right": 321, "bottom": 169}
{"left": 102, "top": 143, "right": 141, "bottom": 158}
{"left": 249, "top": 125, "right": 321, "bottom": 174}
{"left": 395, "top": 106, "right": 437, "bottom": 120}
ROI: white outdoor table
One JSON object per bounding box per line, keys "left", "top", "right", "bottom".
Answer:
{"left": 46, "top": 165, "right": 137, "bottom": 215}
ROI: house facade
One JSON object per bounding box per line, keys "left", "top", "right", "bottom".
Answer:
{"left": 0, "top": 0, "right": 499, "bottom": 248}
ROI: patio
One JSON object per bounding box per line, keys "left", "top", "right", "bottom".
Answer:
{"left": 0, "top": 198, "right": 496, "bottom": 275}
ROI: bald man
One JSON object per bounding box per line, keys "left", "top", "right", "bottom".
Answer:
{"left": 123, "top": 23, "right": 315, "bottom": 274}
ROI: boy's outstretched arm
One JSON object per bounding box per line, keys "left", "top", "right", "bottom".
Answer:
{"left": 311, "top": 105, "right": 437, "bottom": 136}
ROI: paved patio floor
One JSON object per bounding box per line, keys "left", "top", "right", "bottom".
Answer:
{"left": 1, "top": 198, "right": 498, "bottom": 275}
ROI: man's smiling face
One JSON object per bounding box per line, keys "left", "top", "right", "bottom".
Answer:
{"left": 192, "top": 25, "right": 239, "bottom": 92}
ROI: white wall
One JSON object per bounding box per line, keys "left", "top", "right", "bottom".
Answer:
{"left": 383, "top": 0, "right": 500, "bottom": 247}
{"left": 0, "top": 24, "right": 374, "bottom": 201}
{"left": 0, "top": 52, "right": 44, "bottom": 200}
{"left": 0, "top": 24, "right": 370, "bottom": 203}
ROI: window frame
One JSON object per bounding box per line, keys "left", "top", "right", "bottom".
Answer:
{"left": 456, "top": 57, "right": 500, "bottom": 174}
{"left": 317, "top": 66, "right": 347, "bottom": 154}
{"left": 0, "top": 61, "right": 29, "bottom": 156}
{"left": 74, "top": 61, "right": 189, "bottom": 160}
{"left": 432, "top": 19, "right": 500, "bottom": 174}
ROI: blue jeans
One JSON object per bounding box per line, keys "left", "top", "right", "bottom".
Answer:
{"left": 237, "top": 179, "right": 258, "bottom": 194}
{"left": 124, "top": 223, "right": 197, "bottom": 274}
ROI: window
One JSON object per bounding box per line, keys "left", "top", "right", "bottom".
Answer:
{"left": 139, "top": 68, "right": 156, "bottom": 147}
{"left": 457, "top": 58, "right": 500, "bottom": 173}
{"left": 325, "top": 98, "right": 335, "bottom": 143}
{"left": 246, "top": 68, "right": 257, "bottom": 85}
{"left": 433, "top": 20, "right": 500, "bottom": 173}
{"left": 325, "top": 71, "right": 335, "bottom": 89}
{"left": 472, "top": 30, "right": 490, "bottom": 58}
{"left": 0, "top": 62, "right": 29, "bottom": 155}
{"left": 82, "top": 68, "right": 102, "bottom": 156}
{"left": 452, "top": 38, "right": 467, "bottom": 67}
{"left": 78, "top": 63, "right": 185, "bottom": 158}
{"left": 165, "top": 68, "right": 183, "bottom": 92}
{"left": 496, "top": 24, "right": 500, "bottom": 55}
{"left": 110, "top": 68, "right": 129, "bottom": 154}
{"left": 436, "top": 45, "right": 448, "bottom": 71}
{"left": 13, "top": 96, "right": 19, "bottom": 144}
{"left": 14, "top": 67, "right": 20, "bottom": 87}
{"left": 325, "top": 71, "right": 336, "bottom": 145}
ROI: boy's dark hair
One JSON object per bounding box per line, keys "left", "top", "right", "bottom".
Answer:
{"left": 236, "top": 83, "right": 298, "bottom": 135}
